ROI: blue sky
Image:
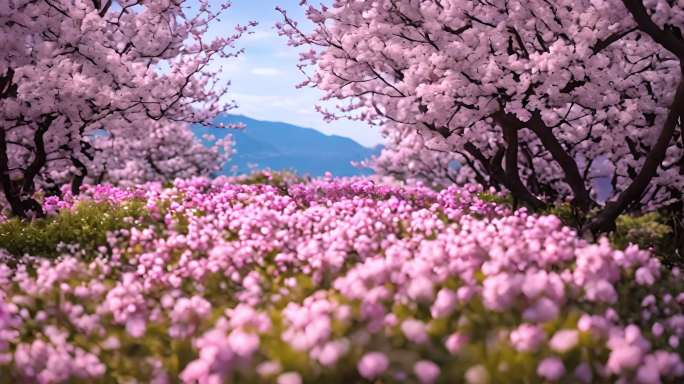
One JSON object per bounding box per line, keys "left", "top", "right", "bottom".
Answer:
{"left": 197, "top": 0, "right": 384, "bottom": 147}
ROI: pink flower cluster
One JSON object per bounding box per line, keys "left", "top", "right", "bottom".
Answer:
{"left": 0, "top": 177, "right": 682, "bottom": 382}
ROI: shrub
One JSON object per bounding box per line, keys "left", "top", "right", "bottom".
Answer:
{"left": 0, "top": 199, "right": 148, "bottom": 259}
{"left": 610, "top": 212, "right": 680, "bottom": 267}
{"left": 228, "top": 170, "right": 307, "bottom": 193}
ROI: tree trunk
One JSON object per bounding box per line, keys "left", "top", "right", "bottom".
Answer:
{"left": 0, "top": 116, "right": 54, "bottom": 219}
{"left": 0, "top": 126, "right": 28, "bottom": 218}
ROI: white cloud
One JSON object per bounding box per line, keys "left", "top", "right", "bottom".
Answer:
{"left": 250, "top": 67, "right": 285, "bottom": 76}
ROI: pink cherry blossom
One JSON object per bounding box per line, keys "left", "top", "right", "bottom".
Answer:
{"left": 445, "top": 332, "right": 468, "bottom": 355}
{"left": 277, "top": 372, "right": 302, "bottom": 384}
{"left": 357, "top": 352, "right": 390, "bottom": 379}
{"left": 537, "top": 357, "right": 566, "bottom": 381}
{"left": 510, "top": 324, "right": 546, "bottom": 352}
{"left": 549, "top": 329, "right": 580, "bottom": 353}
{"left": 414, "top": 360, "right": 440, "bottom": 384}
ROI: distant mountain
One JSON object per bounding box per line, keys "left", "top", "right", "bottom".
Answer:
{"left": 193, "top": 115, "right": 381, "bottom": 177}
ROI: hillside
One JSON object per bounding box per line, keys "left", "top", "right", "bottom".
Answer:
{"left": 193, "top": 115, "right": 381, "bottom": 176}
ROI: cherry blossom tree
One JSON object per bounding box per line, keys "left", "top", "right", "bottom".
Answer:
{"left": 0, "top": 0, "right": 252, "bottom": 218}
{"left": 360, "top": 124, "right": 464, "bottom": 189}
{"left": 84, "top": 121, "right": 233, "bottom": 187}
{"left": 278, "top": 0, "right": 684, "bottom": 233}
{"left": 367, "top": 123, "right": 595, "bottom": 203}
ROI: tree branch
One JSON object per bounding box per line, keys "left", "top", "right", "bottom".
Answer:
{"left": 526, "top": 111, "right": 595, "bottom": 211}
{"left": 621, "top": 0, "right": 684, "bottom": 59}
{"left": 592, "top": 27, "right": 638, "bottom": 55}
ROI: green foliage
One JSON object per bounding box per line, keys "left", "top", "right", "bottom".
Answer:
{"left": 542, "top": 203, "right": 576, "bottom": 225}
{"left": 0, "top": 200, "right": 149, "bottom": 259}
{"left": 485, "top": 188, "right": 683, "bottom": 265}
{"left": 609, "top": 211, "right": 681, "bottom": 265}
{"left": 476, "top": 192, "right": 513, "bottom": 207}
{"left": 235, "top": 170, "right": 306, "bottom": 192}
{"left": 538, "top": 204, "right": 679, "bottom": 265}
{"left": 527, "top": 202, "right": 681, "bottom": 266}
{"left": 610, "top": 212, "right": 672, "bottom": 250}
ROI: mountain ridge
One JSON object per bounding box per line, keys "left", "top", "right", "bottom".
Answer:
{"left": 192, "top": 115, "right": 381, "bottom": 176}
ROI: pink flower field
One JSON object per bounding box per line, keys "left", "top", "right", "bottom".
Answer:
{"left": 0, "top": 177, "right": 682, "bottom": 383}
{"left": 4, "top": 0, "right": 684, "bottom": 382}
